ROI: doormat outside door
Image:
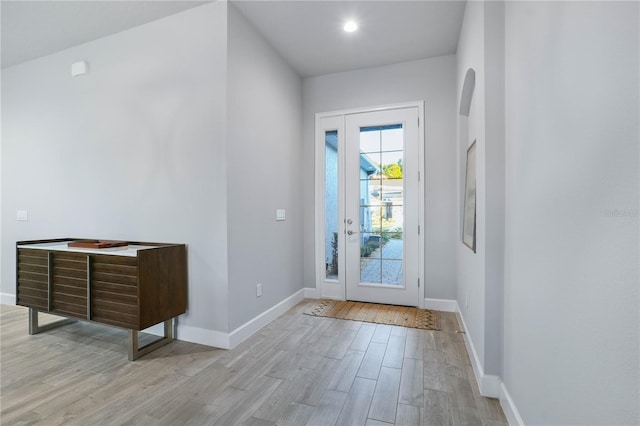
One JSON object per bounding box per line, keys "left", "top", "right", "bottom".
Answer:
{"left": 304, "top": 299, "right": 439, "bottom": 330}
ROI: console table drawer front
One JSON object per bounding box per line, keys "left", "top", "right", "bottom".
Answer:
{"left": 52, "top": 255, "right": 87, "bottom": 280}
{"left": 92, "top": 306, "right": 138, "bottom": 329}
{"left": 93, "top": 298, "right": 137, "bottom": 316}
{"left": 92, "top": 254, "right": 137, "bottom": 267}
{"left": 52, "top": 303, "right": 86, "bottom": 319}
{"left": 18, "top": 262, "right": 48, "bottom": 275}
{"left": 91, "top": 262, "right": 137, "bottom": 276}
{"left": 91, "top": 285, "right": 138, "bottom": 329}
{"left": 17, "top": 250, "right": 49, "bottom": 310}
{"left": 91, "top": 281, "right": 137, "bottom": 297}
{"left": 54, "top": 292, "right": 87, "bottom": 306}
{"left": 17, "top": 285, "right": 48, "bottom": 310}
{"left": 18, "top": 249, "right": 48, "bottom": 263}
{"left": 18, "top": 270, "right": 47, "bottom": 284}
{"left": 92, "top": 288, "right": 136, "bottom": 305}
{"left": 51, "top": 253, "right": 88, "bottom": 318}
{"left": 90, "top": 255, "right": 139, "bottom": 328}
{"left": 17, "top": 267, "right": 48, "bottom": 312}
{"left": 92, "top": 271, "right": 137, "bottom": 287}
{"left": 17, "top": 250, "right": 48, "bottom": 282}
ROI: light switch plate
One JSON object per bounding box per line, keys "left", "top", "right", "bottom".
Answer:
{"left": 276, "top": 209, "right": 286, "bottom": 221}
{"left": 17, "top": 210, "right": 28, "bottom": 221}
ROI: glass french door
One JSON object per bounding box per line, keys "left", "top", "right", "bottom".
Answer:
{"left": 318, "top": 106, "right": 421, "bottom": 307}
{"left": 345, "top": 108, "right": 420, "bottom": 306}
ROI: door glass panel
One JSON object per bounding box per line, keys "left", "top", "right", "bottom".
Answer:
{"left": 381, "top": 127, "right": 404, "bottom": 152}
{"left": 381, "top": 260, "right": 403, "bottom": 285}
{"left": 380, "top": 232, "right": 403, "bottom": 260}
{"left": 381, "top": 180, "right": 403, "bottom": 206}
{"left": 360, "top": 131, "right": 382, "bottom": 153}
{"left": 380, "top": 151, "right": 403, "bottom": 175}
{"left": 325, "top": 130, "right": 339, "bottom": 280}
{"left": 361, "top": 261, "right": 382, "bottom": 285}
{"left": 360, "top": 233, "right": 382, "bottom": 259}
{"left": 360, "top": 204, "right": 382, "bottom": 233}
{"left": 360, "top": 152, "right": 381, "bottom": 171}
{"left": 358, "top": 125, "right": 405, "bottom": 286}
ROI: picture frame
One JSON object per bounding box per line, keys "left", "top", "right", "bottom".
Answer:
{"left": 462, "top": 140, "right": 476, "bottom": 252}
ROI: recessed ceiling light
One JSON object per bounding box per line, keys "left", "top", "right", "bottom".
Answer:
{"left": 343, "top": 21, "right": 358, "bottom": 33}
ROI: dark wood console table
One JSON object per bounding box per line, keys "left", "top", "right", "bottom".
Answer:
{"left": 16, "top": 238, "right": 187, "bottom": 360}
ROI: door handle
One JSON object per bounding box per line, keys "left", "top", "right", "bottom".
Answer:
{"left": 347, "top": 230, "right": 358, "bottom": 235}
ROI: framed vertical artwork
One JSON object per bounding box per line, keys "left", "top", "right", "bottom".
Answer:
{"left": 462, "top": 140, "right": 477, "bottom": 252}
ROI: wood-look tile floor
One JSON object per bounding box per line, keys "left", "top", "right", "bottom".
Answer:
{"left": 0, "top": 301, "right": 507, "bottom": 426}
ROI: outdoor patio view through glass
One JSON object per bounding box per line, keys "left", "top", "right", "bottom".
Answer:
{"left": 358, "top": 125, "right": 404, "bottom": 286}
{"left": 325, "top": 130, "right": 339, "bottom": 280}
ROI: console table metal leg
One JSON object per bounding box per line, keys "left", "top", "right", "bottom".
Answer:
{"left": 28, "top": 308, "right": 77, "bottom": 335}
{"left": 128, "top": 318, "right": 175, "bottom": 361}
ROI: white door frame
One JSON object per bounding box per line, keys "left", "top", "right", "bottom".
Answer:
{"left": 314, "top": 101, "right": 425, "bottom": 308}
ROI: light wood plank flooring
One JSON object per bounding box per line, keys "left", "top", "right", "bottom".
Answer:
{"left": 0, "top": 301, "right": 507, "bottom": 425}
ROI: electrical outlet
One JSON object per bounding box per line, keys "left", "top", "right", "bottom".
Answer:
{"left": 256, "top": 283, "right": 262, "bottom": 297}
{"left": 17, "top": 210, "right": 28, "bottom": 221}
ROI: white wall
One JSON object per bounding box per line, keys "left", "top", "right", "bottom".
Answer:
{"left": 226, "top": 5, "right": 303, "bottom": 331}
{"left": 482, "top": 0, "right": 505, "bottom": 380}
{"left": 456, "top": 0, "right": 488, "bottom": 377}
{"left": 303, "top": 55, "right": 458, "bottom": 300}
{"left": 1, "top": 2, "right": 231, "bottom": 332}
{"left": 0, "top": 1, "right": 3, "bottom": 301}
{"left": 503, "top": 1, "right": 639, "bottom": 424}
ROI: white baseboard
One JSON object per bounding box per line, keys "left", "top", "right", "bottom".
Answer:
{"left": 455, "top": 301, "right": 500, "bottom": 399}
{"left": 454, "top": 304, "right": 524, "bottom": 425}
{"left": 1, "top": 293, "right": 16, "bottom": 305}
{"left": 500, "top": 382, "right": 525, "bottom": 425}
{"left": 228, "top": 288, "right": 306, "bottom": 348}
{"left": 424, "top": 298, "right": 457, "bottom": 312}
{"left": 176, "top": 288, "right": 307, "bottom": 350}
{"left": 177, "top": 323, "right": 231, "bottom": 349}
{"left": 481, "top": 373, "right": 502, "bottom": 399}
{"left": 304, "top": 287, "right": 319, "bottom": 299}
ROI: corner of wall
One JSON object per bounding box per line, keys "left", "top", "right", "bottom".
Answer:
{"left": 456, "top": 300, "right": 524, "bottom": 426}
{"left": 304, "top": 287, "right": 319, "bottom": 299}
{"left": 455, "top": 302, "right": 499, "bottom": 398}
{"left": 500, "top": 382, "right": 525, "bottom": 426}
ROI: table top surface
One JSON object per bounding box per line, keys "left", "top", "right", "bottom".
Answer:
{"left": 17, "top": 241, "right": 158, "bottom": 257}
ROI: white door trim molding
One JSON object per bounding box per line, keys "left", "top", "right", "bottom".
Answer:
{"left": 314, "top": 101, "right": 425, "bottom": 307}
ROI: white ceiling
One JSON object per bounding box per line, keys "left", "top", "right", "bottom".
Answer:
{"left": 1, "top": 0, "right": 466, "bottom": 76}
{"left": 232, "top": 1, "right": 466, "bottom": 77}
{"left": 1, "top": 1, "right": 208, "bottom": 68}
